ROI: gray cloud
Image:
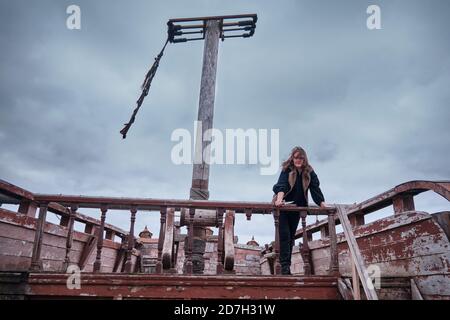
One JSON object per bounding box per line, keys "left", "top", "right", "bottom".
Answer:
{"left": 1, "top": 0, "right": 449, "bottom": 246}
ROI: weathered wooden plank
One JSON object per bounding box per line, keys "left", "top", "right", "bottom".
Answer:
{"left": 162, "top": 208, "right": 175, "bottom": 269}
{"left": 0, "top": 213, "right": 97, "bottom": 245}
{"left": 223, "top": 210, "right": 235, "bottom": 271}
{"left": 308, "top": 212, "right": 448, "bottom": 258}
{"left": 189, "top": 19, "right": 221, "bottom": 200}
{"left": 0, "top": 255, "right": 31, "bottom": 271}
{"left": 412, "top": 274, "right": 450, "bottom": 296}
{"left": 0, "top": 179, "right": 34, "bottom": 201}
{"left": 432, "top": 211, "right": 450, "bottom": 240}
{"left": 337, "top": 278, "right": 354, "bottom": 300}
{"left": 301, "top": 211, "right": 312, "bottom": 275}
{"left": 62, "top": 205, "right": 77, "bottom": 271}
{"left": 180, "top": 208, "right": 217, "bottom": 226}
{"left": 0, "top": 236, "right": 34, "bottom": 257}
{"left": 26, "top": 273, "right": 340, "bottom": 300}
{"left": 336, "top": 205, "right": 378, "bottom": 300}
{"left": 18, "top": 201, "right": 37, "bottom": 217}
{"left": 351, "top": 254, "right": 361, "bottom": 300}
{"left": 304, "top": 211, "right": 432, "bottom": 249}
{"left": 0, "top": 224, "right": 122, "bottom": 273}
{"left": 156, "top": 207, "right": 166, "bottom": 274}
{"left": 30, "top": 204, "right": 48, "bottom": 271}
{"left": 216, "top": 208, "right": 224, "bottom": 274}
{"left": 185, "top": 208, "right": 195, "bottom": 274}
{"left": 78, "top": 234, "right": 97, "bottom": 271}
{"left": 410, "top": 278, "right": 423, "bottom": 300}
{"left": 32, "top": 194, "right": 334, "bottom": 214}
{"left": 328, "top": 212, "right": 339, "bottom": 275}
{"left": 297, "top": 180, "right": 449, "bottom": 237}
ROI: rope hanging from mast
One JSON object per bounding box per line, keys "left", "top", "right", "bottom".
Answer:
{"left": 120, "top": 38, "right": 169, "bottom": 139}
{"left": 120, "top": 14, "right": 257, "bottom": 140}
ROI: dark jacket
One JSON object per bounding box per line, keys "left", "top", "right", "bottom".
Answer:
{"left": 273, "top": 168, "right": 325, "bottom": 207}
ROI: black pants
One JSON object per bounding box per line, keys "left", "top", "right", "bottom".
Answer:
{"left": 279, "top": 211, "right": 300, "bottom": 272}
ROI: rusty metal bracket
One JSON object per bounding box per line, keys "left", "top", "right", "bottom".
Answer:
{"left": 167, "top": 14, "right": 257, "bottom": 43}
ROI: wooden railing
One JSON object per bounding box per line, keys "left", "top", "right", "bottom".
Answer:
{"left": 22, "top": 193, "right": 335, "bottom": 275}
{"left": 296, "top": 180, "right": 450, "bottom": 240}
{"left": 0, "top": 179, "right": 128, "bottom": 239}
{"left": 294, "top": 180, "right": 449, "bottom": 300}
{"left": 0, "top": 179, "right": 130, "bottom": 272}
{"left": 10, "top": 180, "right": 441, "bottom": 301}
{"left": 0, "top": 178, "right": 341, "bottom": 277}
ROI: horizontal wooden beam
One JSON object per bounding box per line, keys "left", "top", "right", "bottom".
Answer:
{"left": 33, "top": 194, "right": 336, "bottom": 215}
{"left": 0, "top": 179, "right": 34, "bottom": 202}
{"left": 295, "top": 180, "right": 450, "bottom": 238}
{"left": 26, "top": 273, "right": 339, "bottom": 300}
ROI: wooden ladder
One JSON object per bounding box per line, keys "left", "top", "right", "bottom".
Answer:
{"left": 336, "top": 205, "right": 378, "bottom": 300}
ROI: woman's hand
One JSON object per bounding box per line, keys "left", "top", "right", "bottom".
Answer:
{"left": 275, "top": 192, "right": 285, "bottom": 207}
{"left": 320, "top": 201, "right": 329, "bottom": 208}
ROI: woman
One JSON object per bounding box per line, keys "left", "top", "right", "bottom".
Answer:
{"left": 273, "top": 146, "right": 328, "bottom": 275}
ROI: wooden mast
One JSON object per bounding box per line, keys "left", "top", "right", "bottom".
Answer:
{"left": 188, "top": 19, "right": 221, "bottom": 274}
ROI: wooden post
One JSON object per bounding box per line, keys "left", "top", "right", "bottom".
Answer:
{"left": 185, "top": 208, "right": 195, "bottom": 274}
{"left": 62, "top": 205, "right": 77, "bottom": 271}
{"left": 30, "top": 203, "right": 48, "bottom": 271}
{"left": 156, "top": 207, "right": 166, "bottom": 274}
{"left": 124, "top": 206, "right": 137, "bottom": 273}
{"left": 301, "top": 211, "right": 311, "bottom": 275}
{"left": 351, "top": 254, "right": 361, "bottom": 300}
{"left": 189, "top": 19, "right": 221, "bottom": 201}
{"left": 18, "top": 200, "right": 38, "bottom": 218}
{"left": 93, "top": 205, "right": 107, "bottom": 273}
{"left": 162, "top": 208, "right": 175, "bottom": 270}
{"left": 349, "top": 213, "right": 365, "bottom": 227}
{"left": 393, "top": 195, "right": 415, "bottom": 215}
{"left": 78, "top": 230, "right": 98, "bottom": 271}
{"left": 223, "top": 210, "right": 235, "bottom": 272}
{"left": 273, "top": 209, "right": 281, "bottom": 275}
{"left": 188, "top": 19, "right": 221, "bottom": 274}
{"left": 328, "top": 212, "right": 339, "bottom": 275}
{"left": 216, "top": 208, "right": 224, "bottom": 274}
{"left": 320, "top": 225, "right": 329, "bottom": 239}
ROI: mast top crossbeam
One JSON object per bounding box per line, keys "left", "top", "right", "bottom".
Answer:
{"left": 167, "top": 14, "right": 258, "bottom": 43}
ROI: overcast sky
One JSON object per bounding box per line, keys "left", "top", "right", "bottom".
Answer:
{"left": 1, "top": 0, "right": 449, "bottom": 245}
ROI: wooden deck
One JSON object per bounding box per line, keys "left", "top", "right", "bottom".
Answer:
{"left": 1, "top": 272, "right": 340, "bottom": 300}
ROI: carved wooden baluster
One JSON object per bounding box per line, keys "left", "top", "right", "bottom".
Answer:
{"left": 216, "top": 208, "right": 224, "bottom": 274}
{"left": 301, "top": 211, "right": 311, "bottom": 275}
{"left": 63, "top": 204, "right": 77, "bottom": 271}
{"left": 273, "top": 208, "right": 281, "bottom": 275}
{"left": 124, "top": 206, "right": 137, "bottom": 273}
{"left": 30, "top": 203, "right": 48, "bottom": 271}
{"left": 93, "top": 205, "right": 107, "bottom": 273}
{"left": 245, "top": 209, "right": 252, "bottom": 221}
{"left": 156, "top": 207, "right": 166, "bottom": 274}
{"left": 328, "top": 211, "right": 339, "bottom": 275}
{"left": 185, "top": 207, "right": 195, "bottom": 274}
